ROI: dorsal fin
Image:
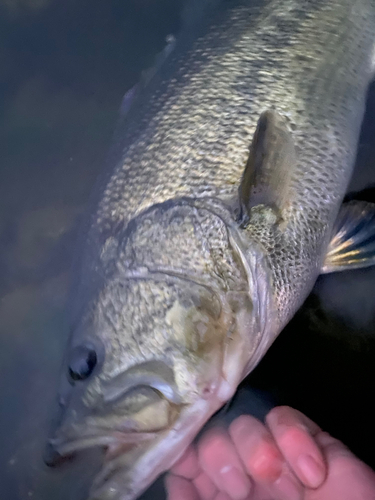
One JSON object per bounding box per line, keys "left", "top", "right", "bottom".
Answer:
{"left": 182, "top": 0, "right": 223, "bottom": 30}
{"left": 238, "top": 110, "right": 296, "bottom": 226}
{"left": 118, "top": 34, "right": 177, "bottom": 120}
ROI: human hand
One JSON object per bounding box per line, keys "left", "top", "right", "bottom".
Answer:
{"left": 165, "top": 406, "right": 375, "bottom": 500}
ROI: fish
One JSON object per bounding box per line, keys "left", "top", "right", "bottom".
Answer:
{"left": 45, "top": 0, "right": 375, "bottom": 499}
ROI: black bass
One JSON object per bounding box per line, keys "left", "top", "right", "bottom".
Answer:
{"left": 46, "top": 0, "right": 375, "bottom": 498}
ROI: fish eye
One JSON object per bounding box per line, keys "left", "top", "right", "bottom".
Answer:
{"left": 68, "top": 345, "right": 97, "bottom": 381}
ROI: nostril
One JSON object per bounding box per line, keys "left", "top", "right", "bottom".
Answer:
{"left": 202, "top": 384, "right": 215, "bottom": 399}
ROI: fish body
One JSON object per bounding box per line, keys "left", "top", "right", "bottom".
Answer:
{"left": 46, "top": 1, "right": 375, "bottom": 499}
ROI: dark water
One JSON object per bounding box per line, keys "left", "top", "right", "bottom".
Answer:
{"left": 0, "top": 1, "right": 374, "bottom": 499}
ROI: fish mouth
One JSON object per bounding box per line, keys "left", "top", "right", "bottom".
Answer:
{"left": 89, "top": 398, "right": 225, "bottom": 500}
{"left": 45, "top": 385, "right": 232, "bottom": 500}
{"left": 45, "top": 362, "right": 184, "bottom": 465}
{"left": 46, "top": 428, "right": 158, "bottom": 463}
{"left": 45, "top": 392, "right": 176, "bottom": 467}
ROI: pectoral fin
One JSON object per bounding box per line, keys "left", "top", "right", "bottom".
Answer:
{"left": 238, "top": 110, "right": 297, "bottom": 226}
{"left": 322, "top": 201, "right": 375, "bottom": 273}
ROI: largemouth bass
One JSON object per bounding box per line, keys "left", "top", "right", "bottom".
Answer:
{"left": 46, "top": 0, "right": 375, "bottom": 498}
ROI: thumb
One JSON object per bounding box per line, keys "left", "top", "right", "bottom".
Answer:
{"left": 314, "top": 431, "right": 375, "bottom": 499}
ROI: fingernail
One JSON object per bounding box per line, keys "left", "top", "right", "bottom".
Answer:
{"left": 220, "top": 465, "right": 252, "bottom": 500}
{"left": 297, "top": 454, "right": 325, "bottom": 488}
{"left": 274, "top": 475, "right": 301, "bottom": 500}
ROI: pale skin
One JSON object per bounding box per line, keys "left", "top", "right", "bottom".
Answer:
{"left": 165, "top": 406, "right": 375, "bottom": 500}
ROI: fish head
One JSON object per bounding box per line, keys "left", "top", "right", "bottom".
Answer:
{"left": 46, "top": 202, "right": 275, "bottom": 499}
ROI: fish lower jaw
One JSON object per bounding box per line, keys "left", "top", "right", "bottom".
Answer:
{"left": 89, "top": 396, "right": 228, "bottom": 500}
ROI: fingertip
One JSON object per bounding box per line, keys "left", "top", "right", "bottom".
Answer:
{"left": 266, "top": 406, "right": 298, "bottom": 431}
{"left": 229, "top": 414, "right": 283, "bottom": 483}
{"left": 281, "top": 426, "right": 325, "bottom": 488}
{"left": 165, "top": 474, "right": 200, "bottom": 500}
{"left": 171, "top": 445, "right": 201, "bottom": 479}
{"left": 198, "top": 428, "right": 237, "bottom": 470}
{"left": 198, "top": 428, "right": 251, "bottom": 499}
{"left": 266, "top": 407, "right": 326, "bottom": 489}
{"left": 214, "top": 493, "right": 232, "bottom": 500}
{"left": 315, "top": 431, "right": 355, "bottom": 461}
{"left": 229, "top": 414, "right": 259, "bottom": 436}
{"left": 315, "top": 431, "right": 348, "bottom": 450}
{"left": 266, "top": 406, "right": 321, "bottom": 435}
{"left": 193, "top": 472, "right": 218, "bottom": 500}
{"left": 296, "top": 453, "right": 326, "bottom": 489}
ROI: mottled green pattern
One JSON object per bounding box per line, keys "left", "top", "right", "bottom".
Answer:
{"left": 87, "top": 0, "right": 375, "bottom": 324}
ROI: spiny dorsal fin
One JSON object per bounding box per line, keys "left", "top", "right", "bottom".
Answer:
{"left": 322, "top": 201, "right": 375, "bottom": 273}
{"left": 182, "top": 0, "right": 223, "bottom": 30}
{"left": 238, "top": 110, "right": 297, "bottom": 226}
{"left": 119, "top": 34, "right": 176, "bottom": 120}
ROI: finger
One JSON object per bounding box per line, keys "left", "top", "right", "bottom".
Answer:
{"left": 193, "top": 472, "right": 218, "bottom": 500}
{"left": 166, "top": 474, "right": 200, "bottom": 500}
{"left": 266, "top": 406, "right": 326, "bottom": 489}
{"left": 316, "top": 431, "right": 375, "bottom": 497}
{"left": 267, "top": 406, "right": 322, "bottom": 436}
{"left": 229, "top": 415, "right": 283, "bottom": 482}
{"left": 230, "top": 415, "right": 303, "bottom": 500}
{"left": 171, "top": 445, "right": 201, "bottom": 479}
{"left": 315, "top": 431, "right": 365, "bottom": 465}
{"left": 214, "top": 493, "right": 233, "bottom": 500}
{"left": 315, "top": 431, "right": 349, "bottom": 452}
{"left": 198, "top": 427, "right": 252, "bottom": 500}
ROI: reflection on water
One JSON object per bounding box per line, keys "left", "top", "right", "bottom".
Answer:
{"left": 0, "top": 1, "right": 374, "bottom": 499}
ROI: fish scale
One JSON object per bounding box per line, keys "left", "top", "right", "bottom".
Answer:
{"left": 85, "top": 0, "right": 375, "bottom": 322}
{"left": 46, "top": 2, "right": 375, "bottom": 499}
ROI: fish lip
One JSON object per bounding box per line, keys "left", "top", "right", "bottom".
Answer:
{"left": 88, "top": 396, "right": 228, "bottom": 500}
{"left": 50, "top": 383, "right": 239, "bottom": 499}
{"left": 47, "top": 429, "right": 158, "bottom": 464}
{"left": 47, "top": 379, "right": 179, "bottom": 464}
